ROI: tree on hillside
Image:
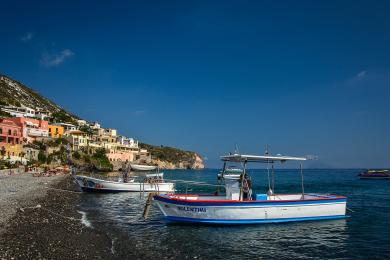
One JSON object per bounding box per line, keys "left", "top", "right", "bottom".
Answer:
{"left": 0, "top": 147, "right": 6, "bottom": 160}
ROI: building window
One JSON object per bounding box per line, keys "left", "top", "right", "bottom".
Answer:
{"left": 8, "top": 129, "right": 11, "bottom": 135}
{"left": 0, "top": 128, "right": 2, "bottom": 134}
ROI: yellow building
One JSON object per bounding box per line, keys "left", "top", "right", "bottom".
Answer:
{"left": 0, "top": 143, "right": 24, "bottom": 162}
{"left": 65, "top": 130, "right": 90, "bottom": 151}
{"left": 48, "top": 125, "right": 64, "bottom": 138}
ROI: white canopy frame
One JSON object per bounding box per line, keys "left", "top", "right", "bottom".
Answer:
{"left": 220, "top": 153, "right": 308, "bottom": 201}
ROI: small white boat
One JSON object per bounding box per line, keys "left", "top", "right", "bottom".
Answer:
{"left": 74, "top": 175, "right": 174, "bottom": 193}
{"left": 130, "top": 164, "right": 157, "bottom": 171}
{"left": 154, "top": 153, "right": 347, "bottom": 224}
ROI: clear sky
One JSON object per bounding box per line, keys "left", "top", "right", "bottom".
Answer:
{"left": 1, "top": 0, "right": 389, "bottom": 168}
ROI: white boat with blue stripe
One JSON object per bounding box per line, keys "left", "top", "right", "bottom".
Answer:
{"left": 154, "top": 153, "right": 347, "bottom": 224}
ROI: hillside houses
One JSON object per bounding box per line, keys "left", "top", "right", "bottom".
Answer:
{"left": 0, "top": 104, "right": 148, "bottom": 165}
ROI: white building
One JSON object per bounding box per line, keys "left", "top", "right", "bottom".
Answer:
{"left": 1, "top": 105, "right": 36, "bottom": 118}
{"left": 77, "top": 119, "right": 87, "bottom": 126}
{"left": 53, "top": 122, "right": 76, "bottom": 132}
{"left": 35, "top": 108, "right": 51, "bottom": 120}
{"left": 90, "top": 122, "right": 101, "bottom": 129}
{"left": 118, "top": 136, "right": 139, "bottom": 148}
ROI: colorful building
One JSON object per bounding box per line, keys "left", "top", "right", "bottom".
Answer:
{"left": 0, "top": 119, "right": 24, "bottom": 161}
{"left": 7, "top": 117, "right": 49, "bottom": 142}
{"left": 53, "top": 122, "right": 76, "bottom": 133}
{"left": 48, "top": 125, "right": 64, "bottom": 138}
{"left": 0, "top": 119, "right": 23, "bottom": 145}
{"left": 106, "top": 146, "right": 139, "bottom": 162}
{"left": 23, "top": 146, "right": 40, "bottom": 161}
{"left": 65, "top": 130, "right": 90, "bottom": 151}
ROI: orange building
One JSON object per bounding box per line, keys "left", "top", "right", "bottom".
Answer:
{"left": 48, "top": 125, "right": 64, "bottom": 138}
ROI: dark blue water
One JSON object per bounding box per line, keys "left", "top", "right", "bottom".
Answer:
{"left": 78, "top": 169, "right": 390, "bottom": 259}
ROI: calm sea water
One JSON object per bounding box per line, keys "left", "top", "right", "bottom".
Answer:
{"left": 77, "top": 169, "right": 390, "bottom": 259}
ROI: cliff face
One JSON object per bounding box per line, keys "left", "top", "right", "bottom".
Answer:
{"left": 151, "top": 153, "right": 204, "bottom": 170}
{"left": 140, "top": 143, "right": 205, "bottom": 169}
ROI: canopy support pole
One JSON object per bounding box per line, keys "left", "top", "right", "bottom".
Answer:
{"left": 266, "top": 161, "right": 273, "bottom": 195}
{"left": 271, "top": 164, "right": 275, "bottom": 194}
{"left": 239, "top": 160, "right": 247, "bottom": 201}
{"left": 300, "top": 163, "right": 305, "bottom": 200}
{"left": 218, "top": 162, "right": 227, "bottom": 194}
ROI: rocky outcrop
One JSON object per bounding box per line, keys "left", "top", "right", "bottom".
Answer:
{"left": 151, "top": 153, "right": 204, "bottom": 170}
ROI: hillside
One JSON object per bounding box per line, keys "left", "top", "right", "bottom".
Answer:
{"left": 0, "top": 75, "right": 78, "bottom": 123}
{"left": 139, "top": 143, "right": 204, "bottom": 169}
{"left": 0, "top": 73, "right": 204, "bottom": 169}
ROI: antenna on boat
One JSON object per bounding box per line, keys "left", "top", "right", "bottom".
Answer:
{"left": 234, "top": 143, "right": 240, "bottom": 154}
{"left": 264, "top": 144, "right": 274, "bottom": 195}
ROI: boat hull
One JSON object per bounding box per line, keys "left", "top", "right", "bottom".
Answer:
{"left": 75, "top": 175, "right": 174, "bottom": 193}
{"left": 154, "top": 194, "right": 347, "bottom": 225}
{"left": 130, "top": 164, "right": 157, "bottom": 171}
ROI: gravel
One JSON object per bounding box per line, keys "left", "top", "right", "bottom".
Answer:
{"left": 0, "top": 174, "right": 64, "bottom": 234}
{"left": 0, "top": 174, "right": 118, "bottom": 259}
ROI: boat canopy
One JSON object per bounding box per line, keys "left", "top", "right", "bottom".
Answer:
{"left": 220, "top": 154, "right": 307, "bottom": 163}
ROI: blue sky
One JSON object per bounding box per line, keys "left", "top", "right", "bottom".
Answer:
{"left": 1, "top": 0, "right": 389, "bottom": 168}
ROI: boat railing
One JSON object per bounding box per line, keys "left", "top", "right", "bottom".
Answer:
{"left": 78, "top": 172, "right": 116, "bottom": 181}
{"left": 164, "top": 179, "right": 225, "bottom": 196}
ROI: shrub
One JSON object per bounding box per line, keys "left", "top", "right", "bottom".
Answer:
{"left": 38, "top": 151, "right": 47, "bottom": 164}
{"left": 73, "top": 151, "right": 81, "bottom": 160}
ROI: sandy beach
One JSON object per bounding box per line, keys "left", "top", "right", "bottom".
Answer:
{"left": 0, "top": 174, "right": 120, "bottom": 259}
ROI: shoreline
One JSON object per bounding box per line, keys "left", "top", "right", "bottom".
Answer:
{"left": 0, "top": 174, "right": 120, "bottom": 259}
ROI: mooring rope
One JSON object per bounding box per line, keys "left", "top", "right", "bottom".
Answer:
{"left": 45, "top": 187, "right": 82, "bottom": 193}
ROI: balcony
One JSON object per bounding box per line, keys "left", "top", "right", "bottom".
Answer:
{"left": 26, "top": 128, "right": 48, "bottom": 137}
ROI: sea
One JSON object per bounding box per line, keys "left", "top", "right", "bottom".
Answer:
{"left": 77, "top": 169, "right": 390, "bottom": 259}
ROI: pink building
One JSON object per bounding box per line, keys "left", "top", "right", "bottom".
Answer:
{"left": 107, "top": 148, "right": 137, "bottom": 163}
{"left": 7, "top": 117, "right": 49, "bottom": 143}
{"left": 0, "top": 119, "right": 23, "bottom": 145}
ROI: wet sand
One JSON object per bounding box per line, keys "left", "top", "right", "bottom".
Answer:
{"left": 0, "top": 174, "right": 119, "bottom": 259}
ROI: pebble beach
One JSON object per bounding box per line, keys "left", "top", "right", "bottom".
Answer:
{"left": 0, "top": 174, "right": 120, "bottom": 259}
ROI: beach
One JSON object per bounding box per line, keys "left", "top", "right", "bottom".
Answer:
{"left": 0, "top": 174, "right": 119, "bottom": 259}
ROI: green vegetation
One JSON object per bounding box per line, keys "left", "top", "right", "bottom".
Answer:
{"left": 37, "top": 150, "right": 47, "bottom": 164}
{"left": 46, "top": 137, "right": 69, "bottom": 147}
{"left": 73, "top": 151, "right": 81, "bottom": 160}
{"left": 51, "top": 111, "right": 77, "bottom": 125}
{"left": 47, "top": 146, "right": 68, "bottom": 164}
{"left": 78, "top": 124, "right": 94, "bottom": 136}
{"left": 139, "top": 143, "right": 196, "bottom": 165}
{"left": 32, "top": 140, "right": 46, "bottom": 151}
{"left": 0, "top": 110, "right": 11, "bottom": 118}
{"left": 91, "top": 148, "right": 112, "bottom": 171}
{"left": 0, "top": 159, "right": 14, "bottom": 170}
